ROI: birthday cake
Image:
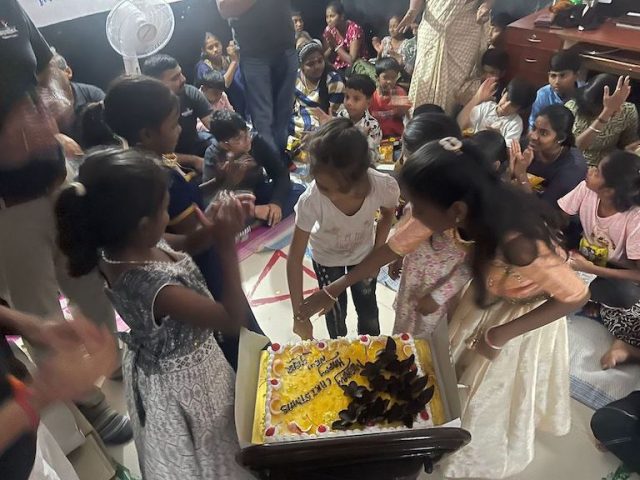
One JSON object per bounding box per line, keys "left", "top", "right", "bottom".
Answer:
{"left": 257, "top": 334, "right": 445, "bottom": 443}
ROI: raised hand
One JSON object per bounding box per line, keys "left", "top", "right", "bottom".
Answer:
{"left": 602, "top": 75, "right": 631, "bottom": 119}
{"left": 474, "top": 77, "right": 498, "bottom": 104}
{"left": 511, "top": 139, "right": 534, "bottom": 181}
{"left": 372, "top": 36, "right": 383, "bottom": 55}
{"left": 476, "top": 2, "right": 492, "bottom": 25}
{"left": 227, "top": 41, "right": 239, "bottom": 62}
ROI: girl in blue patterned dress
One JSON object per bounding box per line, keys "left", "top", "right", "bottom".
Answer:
{"left": 55, "top": 148, "right": 254, "bottom": 479}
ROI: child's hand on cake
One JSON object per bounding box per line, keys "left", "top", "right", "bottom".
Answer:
{"left": 293, "top": 314, "right": 314, "bottom": 340}
{"left": 300, "top": 288, "right": 338, "bottom": 318}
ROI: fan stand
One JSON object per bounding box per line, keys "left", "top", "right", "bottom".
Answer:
{"left": 123, "top": 56, "right": 141, "bottom": 75}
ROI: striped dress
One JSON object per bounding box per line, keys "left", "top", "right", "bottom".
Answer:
{"left": 290, "top": 70, "right": 344, "bottom": 140}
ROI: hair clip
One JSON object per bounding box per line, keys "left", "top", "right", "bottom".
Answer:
{"left": 69, "top": 182, "right": 87, "bottom": 197}
{"left": 439, "top": 137, "right": 463, "bottom": 154}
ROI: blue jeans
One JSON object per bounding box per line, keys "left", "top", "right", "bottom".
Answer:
{"left": 241, "top": 49, "right": 298, "bottom": 158}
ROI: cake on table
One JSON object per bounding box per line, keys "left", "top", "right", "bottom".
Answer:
{"left": 253, "top": 334, "right": 446, "bottom": 444}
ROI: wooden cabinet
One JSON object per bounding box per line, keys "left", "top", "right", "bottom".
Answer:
{"left": 504, "top": 13, "right": 563, "bottom": 88}
{"left": 504, "top": 9, "right": 640, "bottom": 87}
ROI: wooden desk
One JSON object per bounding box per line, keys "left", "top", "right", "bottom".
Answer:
{"left": 505, "top": 9, "right": 640, "bottom": 87}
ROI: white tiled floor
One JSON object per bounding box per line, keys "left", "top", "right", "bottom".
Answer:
{"left": 103, "top": 248, "right": 634, "bottom": 480}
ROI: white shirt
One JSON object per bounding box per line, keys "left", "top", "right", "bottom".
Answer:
{"left": 470, "top": 101, "right": 523, "bottom": 144}
{"left": 295, "top": 168, "right": 400, "bottom": 267}
{"left": 338, "top": 108, "right": 382, "bottom": 162}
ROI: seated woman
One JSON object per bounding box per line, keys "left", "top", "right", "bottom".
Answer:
{"left": 290, "top": 41, "right": 345, "bottom": 146}
{"left": 511, "top": 104, "right": 587, "bottom": 207}
{"left": 566, "top": 74, "right": 638, "bottom": 166}
{"left": 205, "top": 110, "right": 305, "bottom": 227}
{"left": 372, "top": 15, "right": 405, "bottom": 64}
{"left": 559, "top": 151, "right": 640, "bottom": 369}
{"left": 194, "top": 32, "right": 247, "bottom": 118}
{"left": 323, "top": 1, "right": 368, "bottom": 72}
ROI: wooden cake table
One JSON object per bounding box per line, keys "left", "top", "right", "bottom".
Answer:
{"left": 239, "top": 427, "right": 470, "bottom": 479}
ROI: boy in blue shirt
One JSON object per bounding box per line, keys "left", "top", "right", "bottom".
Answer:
{"left": 529, "top": 50, "right": 582, "bottom": 128}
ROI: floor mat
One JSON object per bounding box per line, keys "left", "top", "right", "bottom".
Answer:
{"left": 568, "top": 314, "right": 640, "bottom": 410}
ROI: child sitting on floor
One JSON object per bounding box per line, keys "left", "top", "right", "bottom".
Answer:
{"left": 338, "top": 74, "right": 382, "bottom": 161}
{"left": 372, "top": 15, "right": 406, "bottom": 63}
{"left": 457, "top": 77, "right": 536, "bottom": 144}
{"left": 457, "top": 49, "right": 509, "bottom": 108}
{"left": 200, "top": 70, "right": 234, "bottom": 113}
{"left": 559, "top": 151, "right": 640, "bottom": 370}
{"left": 288, "top": 118, "right": 399, "bottom": 340}
{"left": 529, "top": 50, "right": 582, "bottom": 129}
{"left": 205, "top": 110, "right": 304, "bottom": 226}
{"left": 370, "top": 57, "right": 411, "bottom": 139}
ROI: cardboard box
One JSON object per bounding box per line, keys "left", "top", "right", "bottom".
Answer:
{"left": 234, "top": 320, "right": 462, "bottom": 448}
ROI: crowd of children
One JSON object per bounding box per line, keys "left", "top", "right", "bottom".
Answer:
{"left": 4, "top": 0, "right": 640, "bottom": 479}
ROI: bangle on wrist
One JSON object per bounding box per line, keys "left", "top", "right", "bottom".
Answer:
{"left": 334, "top": 45, "right": 342, "bottom": 52}
{"left": 588, "top": 125, "right": 603, "bottom": 134}
{"left": 322, "top": 286, "right": 338, "bottom": 302}
{"left": 8, "top": 375, "right": 40, "bottom": 430}
{"left": 483, "top": 328, "right": 503, "bottom": 351}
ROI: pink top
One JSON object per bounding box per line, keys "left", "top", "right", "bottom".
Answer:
{"left": 388, "top": 209, "right": 587, "bottom": 304}
{"left": 323, "top": 20, "right": 367, "bottom": 70}
{"left": 558, "top": 181, "right": 640, "bottom": 263}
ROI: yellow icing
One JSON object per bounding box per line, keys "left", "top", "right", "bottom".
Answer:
{"left": 251, "top": 336, "right": 446, "bottom": 444}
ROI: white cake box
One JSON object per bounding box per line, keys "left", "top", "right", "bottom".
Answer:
{"left": 235, "top": 318, "right": 463, "bottom": 448}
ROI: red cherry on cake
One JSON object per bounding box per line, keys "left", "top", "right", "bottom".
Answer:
{"left": 271, "top": 343, "right": 281, "bottom": 352}
{"left": 317, "top": 425, "right": 328, "bottom": 434}
{"left": 420, "top": 410, "right": 430, "bottom": 421}
{"left": 265, "top": 426, "right": 276, "bottom": 437}
{"left": 360, "top": 335, "right": 368, "bottom": 342}
{"left": 400, "top": 333, "right": 410, "bottom": 342}
{"left": 317, "top": 341, "right": 327, "bottom": 350}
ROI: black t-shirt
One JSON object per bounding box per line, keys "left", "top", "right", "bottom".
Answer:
{"left": 71, "top": 82, "right": 105, "bottom": 112}
{"left": 528, "top": 147, "right": 588, "bottom": 207}
{"left": 204, "top": 133, "right": 291, "bottom": 207}
{"left": 0, "top": 0, "right": 52, "bottom": 123}
{"left": 0, "top": 0, "right": 65, "bottom": 200}
{"left": 176, "top": 84, "right": 213, "bottom": 157}
{"left": 230, "top": 0, "right": 295, "bottom": 58}
{"left": 0, "top": 337, "right": 36, "bottom": 480}
{"left": 64, "top": 82, "right": 105, "bottom": 142}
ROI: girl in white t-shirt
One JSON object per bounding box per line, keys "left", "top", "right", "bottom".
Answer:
{"left": 287, "top": 118, "right": 400, "bottom": 339}
{"left": 559, "top": 151, "right": 640, "bottom": 369}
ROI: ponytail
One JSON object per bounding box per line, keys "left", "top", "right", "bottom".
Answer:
{"left": 78, "top": 102, "right": 118, "bottom": 150}
{"left": 55, "top": 148, "right": 169, "bottom": 278}
{"left": 55, "top": 183, "right": 101, "bottom": 277}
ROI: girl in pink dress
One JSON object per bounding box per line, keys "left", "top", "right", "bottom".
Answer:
{"left": 323, "top": 1, "right": 368, "bottom": 71}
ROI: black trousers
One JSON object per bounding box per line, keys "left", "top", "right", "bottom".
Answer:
{"left": 312, "top": 261, "right": 380, "bottom": 339}
{"left": 591, "top": 391, "right": 640, "bottom": 473}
